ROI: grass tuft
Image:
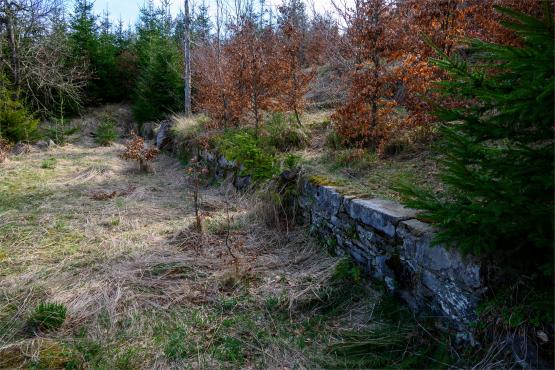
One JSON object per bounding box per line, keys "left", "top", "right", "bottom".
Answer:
{"left": 41, "top": 157, "right": 57, "bottom": 169}
{"left": 28, "top": 302, "right": 67, "bottom": 332}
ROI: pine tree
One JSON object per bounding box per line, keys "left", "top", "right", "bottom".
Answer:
{"left": 69, "top": 0, "right": 100, "bottom": 100}
{"left": 192, "top": 1, "right": 212, "bottom": 44}
{"left": 96, "top": 10, "right": 122, "bottom": 101}
{"left": 133, "top": 1, "right": 183, "bottom": 123}
{"left": 399, "top": 6, "right": 554, "bottom": 276}
{"left": 0, "top": 75, "right": 39, "bottom": 142}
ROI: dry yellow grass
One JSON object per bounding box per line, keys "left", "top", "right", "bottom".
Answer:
{"left": 0, "top": 110, "right": 382, "bottom": 368}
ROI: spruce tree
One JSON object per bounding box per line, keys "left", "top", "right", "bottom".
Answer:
{"left": 133, "top": 1, "right": 183, "bottom": 123}
{"left": 70, "top": 1, "right": 124, "bottom": 103}
{"left": 69, "top": 0, "right": 100, "bottom": 101}
{"left": 400, "top": 6, "right": 554, "bottom": 276}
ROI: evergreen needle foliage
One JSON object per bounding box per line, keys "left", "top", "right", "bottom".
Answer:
{"left": 94, "top": 115, "right": 118, "bottom": 146}
{"left": 0, "top": 76, "right": 39, "bottom": 142}
{"left": 399, "top": 6, "right": 554, "bottom": 276}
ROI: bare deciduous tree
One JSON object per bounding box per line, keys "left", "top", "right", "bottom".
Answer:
{"left": 0, "top": 0, "right": 87, "bottom": 113}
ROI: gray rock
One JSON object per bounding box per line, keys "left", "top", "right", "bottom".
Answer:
{"left": 234, "top": 175, "right": 251, "bottom": 190}
{"left": 35, "top": 140, "right": 52, "bottom": 151}
{"left": 11, "top": 143, "right": 30, "bottom": 155}
{"left": 330, "top": 213, "right": 353, "bottom": 231}
{"left": 346, "top": 198, "right": 417, "bottom": 237}
{"left": 397, "top": 219, "right": 482, "bottom": 290}
{"left": 199, "top": 150, "right": 216, "bottom": 162}
{"left": 156, "top": 120, "right": 173, "bottom": 149}
{"left": 421, "top": 271, "right": 477, "bottom": 324}
{"left": 218, "top": 155, "right": 237, "bottom": 170}
{"left": 305, "top": 184, "right": 343, "bottom": 219}
{"left": 356, "top": 224, "right": 389, "bottom": 249}
{"left": 141, "top": 121, "right": 157, "bottom": 139}
{"left": 509, "top": 334, "right": 553, "bottom": 370}
{"left": 373, "top": 255, "right": 395, "bottom": 283}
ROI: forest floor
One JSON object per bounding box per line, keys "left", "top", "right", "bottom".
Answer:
{"left": 0, "top": 106, "right": 446, "bottom": 369}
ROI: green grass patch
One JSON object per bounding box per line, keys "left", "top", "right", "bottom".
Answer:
{"left": 28, "top": 302, "right": 67, "bottom": 332}
{"left": 41, "top": 157, "right": 57, "bottom": 169}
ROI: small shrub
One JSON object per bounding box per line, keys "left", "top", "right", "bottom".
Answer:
{"left": 28, "top": 302, "right": 67, "bottom": 332}
{"left": 0, "top": 138, "right": 11, "bottom": 163}
{"left": 120, "top": 133, "right": 159, "bottom": 172}
{"left": 325, "top": 130, "right": 343, "bottom": 150}
{"left": 94, "top": 115, "right": 118, "bottom": 146}
{"left": 0, "top": 78, "right": 39, "bottom": 142}
{"left": 282, "top": 153, "right": 302, "bottom": 171}
{"left": 43, "top": 100, "right": 78, "bottom": 145}
{"left": 41, "top": 157, "right": 57, "bottom": 169}
{"left": 332, "top": 257, "right": 362, "bottom": 284}
{"left": 264, "top": 112, "right": 308, "bottom": 151}
{"left": 216, "top": 130, "right": 278, "bottom": 182}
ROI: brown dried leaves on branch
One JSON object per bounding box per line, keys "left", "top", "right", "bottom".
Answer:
{"left": 332, "top": 0, "right": 544, "bottom": 155}
{"left": 0, "top": 139, "right": 12, "bottom": 163}
{"left": 119, "top": 133, "right": 159, "bottom": 172}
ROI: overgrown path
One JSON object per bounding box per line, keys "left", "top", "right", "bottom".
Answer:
{"left": 0, "top": 127, "right": 391, "bottom": 368}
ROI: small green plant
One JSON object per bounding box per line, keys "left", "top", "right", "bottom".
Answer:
{"left": 0, "top": 75, "right": 39, "bottom": 142}
{"left": 164, "top": 327, "right": 191, "bottom": 360}
{"left": 264, "top": 112, "right": 308, "bottom": 151}
{"left": 214, "top": 335, "right": 245, "bottom": 364}
{"left": 28, "top": 302, "right": 67, "bottom": 332}
{"left": 282, "top": 153, "right": 301, "bottom": 171}
{"left": 94, "top": 115, "right": 118, "bottom": 146}
{"left": 41, "top": 157, "right": 57, "bottom": 169}
{"left": 43, "top": 97, "right": 81, "bottom": 145}
{"left": 332, "top": 257, "right": 362, "bottom": 284}
{"left": 216, "top": 130, "right": 278, "bottom": 182}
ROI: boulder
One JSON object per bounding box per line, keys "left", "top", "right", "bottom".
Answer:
{"left": 11, "top": 143, "right": 30, "bottom": 155}
{"left": 156, "top": 120, "right": 173, "bottom": 150}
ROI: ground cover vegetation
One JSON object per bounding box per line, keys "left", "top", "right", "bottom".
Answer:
{"left": 0, "top": 0, "right": 553, "bottom": 368}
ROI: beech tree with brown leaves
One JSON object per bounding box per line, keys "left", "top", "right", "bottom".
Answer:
{"left": 332, "top": 0, "right": 401, "bottom": 152}
{"left": 226, "top": 18, "right": 281, "bottom": 134}
{"left": 277, "top": 18, "right": 314, "bottom": 126}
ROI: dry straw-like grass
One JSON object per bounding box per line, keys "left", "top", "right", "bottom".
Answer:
{"left": 0, "top": 122, "right": 368, "bottom": 368}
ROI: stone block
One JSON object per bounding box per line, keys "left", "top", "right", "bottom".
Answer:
{"left": 398, "top": 219, "right": 481, "bottom": 290}
{"left": 421, "top": 271, "right": 478, "bottom": 324}
{"left": 346, "top": 198, "right": 417, "bottom": 237}
{"left": 356, "top": 225, "right": 389, "bottom": 249}
{"left": 312, "top": 185, "right": 343, "bottom": 218}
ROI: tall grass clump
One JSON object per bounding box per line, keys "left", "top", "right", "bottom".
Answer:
{"left": 28, "top": 302, "right": 67, "bottom": 332}
{"left": 264, "top": 112, "right": 308, "bottom": 151}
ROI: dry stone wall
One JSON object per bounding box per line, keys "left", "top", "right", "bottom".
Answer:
{"left": 298, "top": 179, "right": 484, "bottom": 329}
{"left": 160, "top": 130, "right": 485, "bottom": 330}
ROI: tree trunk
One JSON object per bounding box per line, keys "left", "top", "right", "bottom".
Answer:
{"left": 6, "top": 6, "right": 19, "bottom": 95}
{"left": 183, "top": 0, "right": 192, "bottom": 116}
{"left": 293, "top": 105, "right": 302, "bottom": 127}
